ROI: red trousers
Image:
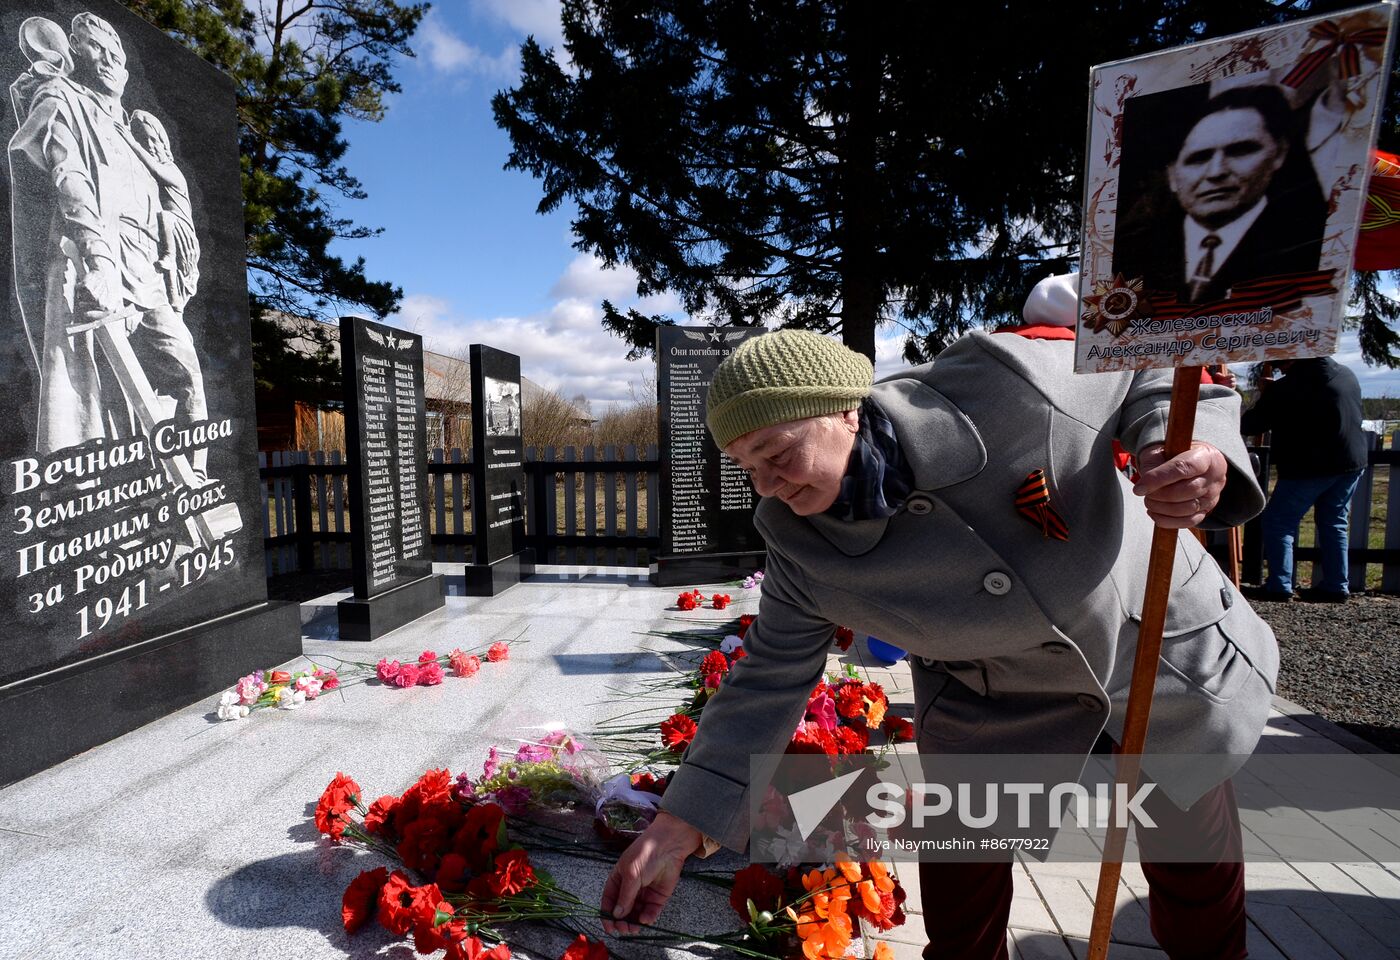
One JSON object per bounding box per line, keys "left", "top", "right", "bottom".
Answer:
{"left": 918, "top": 779, "right": 1246, "bottom": 960}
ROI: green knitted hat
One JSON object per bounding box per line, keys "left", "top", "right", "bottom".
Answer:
{"left": 706, "top": 329, "right": 873, "bottom": 449}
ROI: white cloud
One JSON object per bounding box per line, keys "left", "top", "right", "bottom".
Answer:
{"left": 392, "top": 295, "right": 656, "bottom": 412}
{"left": 418, "top": 12, "right": 517, "bottom": 79}
{"left": 549, "top": 254, "right": 640, "bottom": 301}
{"left": 474, "top": 0, "right": 565, "bottom": 49}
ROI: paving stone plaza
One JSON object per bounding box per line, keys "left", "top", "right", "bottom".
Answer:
{"left": 2, "top": 570, "right": 1396, "bottom": 960}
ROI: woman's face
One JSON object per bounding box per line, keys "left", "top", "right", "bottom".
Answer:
{"left": 723, "top": 410, "right": 859, "bottom": 516}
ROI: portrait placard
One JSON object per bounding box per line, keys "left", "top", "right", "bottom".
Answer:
{"left": 1076, "top": 3, "right": 1397, "bottom": 373}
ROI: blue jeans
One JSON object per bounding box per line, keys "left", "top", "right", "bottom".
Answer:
{"left": 1261, "top": 470, "right": 1365, "bottom": 595}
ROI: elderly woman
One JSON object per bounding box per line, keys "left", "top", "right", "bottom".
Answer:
{"left": 602, "top": 328, "right": 1276, "bottom": 960}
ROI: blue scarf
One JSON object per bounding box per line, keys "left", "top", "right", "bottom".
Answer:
{"left": 826, "top": 399, "right": 914, "bottom": 521}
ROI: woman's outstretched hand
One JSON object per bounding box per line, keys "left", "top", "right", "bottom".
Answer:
{"left": 600, "top": 811, "right": 703, "bottom": 936}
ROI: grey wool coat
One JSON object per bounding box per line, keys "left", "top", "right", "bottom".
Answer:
{"left": 660, "top": 331, "right": 1279, "bottom": 852}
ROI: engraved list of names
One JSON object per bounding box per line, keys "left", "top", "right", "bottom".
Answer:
{"left": 341, "top": 317, "right": 433, "bottom": 599}
{"left": 657, "top": 326, "right": 765, "bottom": 559}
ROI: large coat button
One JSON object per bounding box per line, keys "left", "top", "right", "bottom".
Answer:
{"left": 906, "top": 493, "right": 934, "bottom": 516}
{"left": 983, "top": 571, "right": 1012, "bottom": 595}
{"left": 1077, "top": 693, "right": 1104, "bottom": 712}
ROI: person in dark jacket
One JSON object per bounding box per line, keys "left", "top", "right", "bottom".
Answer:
{"left": 1239, "top": 357, "right": 1368, "bottom": 601}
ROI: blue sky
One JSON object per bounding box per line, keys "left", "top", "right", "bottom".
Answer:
{"left": 329, "top": 0, "right": 1400, "bottom": 409}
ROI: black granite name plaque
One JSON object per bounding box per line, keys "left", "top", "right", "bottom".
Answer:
{"left": 465, "top": 345, "right": 532, "bottom": 595}
{"left": 0, "top": 0, "right": 300, "bottom": 783}
{"left": 340, "top": 317, "right": 434, "bottom": 599}
{"left": 651, "top": 326, "right": 766, "bottom": 586}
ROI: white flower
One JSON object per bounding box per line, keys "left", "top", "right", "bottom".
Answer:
{"left": 216, "top": 691, "right": 245, "bottom": 721}
{"left": 277, "top": 687, "right": 306, "bottom": 710}
{"left": 720, "top": 634, "right": 744, "bottom": 655}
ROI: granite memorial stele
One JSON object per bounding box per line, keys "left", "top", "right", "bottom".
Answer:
{"left": 336, "top": 316, "right": 444, "bottom": 640}
{"left": 651, "top": 325, "right": 766, "bottom": 586}
{"left": 464, "top": 344, "right": 533, "bottom": 595}
{"left": 0, "top": 0, "right": 301, "bottom": 786}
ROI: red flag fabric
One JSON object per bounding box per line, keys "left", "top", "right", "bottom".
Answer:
{"left": 1355, "top": 150, "right": 1400, "bottom": 271}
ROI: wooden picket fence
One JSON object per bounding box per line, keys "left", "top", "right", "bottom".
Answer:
{"left": 258, "top": 445, "right": 659, "bottom": 576}
{"left": 261, "top": 434, "right": 1398, "bottom": 592}
{"left": 1245, "top": 429, "right": 1400, "bottom": 593}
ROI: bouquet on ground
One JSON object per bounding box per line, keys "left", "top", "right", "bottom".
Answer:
{"left": 213, "top": 638, "right": 518, "bottom": 722}
{"left": 315, "top": 765, "right": 907, "bottom": 959}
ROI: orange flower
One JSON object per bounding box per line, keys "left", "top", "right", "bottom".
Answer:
{"left": 833, "top": 853, "right": 862, "bottom": 884}
{"left": 873, "top": 943, "right": 895, "bottom": 960}
{"left": 857, "top": 879, "right": 882, "bottom": 913}
{"left": 868, "top": 860, "right": 896, "bottom": 894}
{"left": 866, "top": 697, "right": 888, "bottom": 729}
{"left": 798, "top": 913, "right": 852, "bottom": 959}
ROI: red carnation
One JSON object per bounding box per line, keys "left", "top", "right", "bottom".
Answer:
{"left": 485, "top": 848, "right": 536, "bottom": 897}
{"left": 377, "top": 870, "right": 418, "bottom": 936}
{"left": 711, "top": 593, "right": 731, "bottom": 610}
{"left": 863, "top": 681, "right": 888, "bottom": 705}
{"left": 413, "top": 896, "right": 464, "bottom": 954}
{"left": 631, "top": 772, "right": 669, "bottom": 796}
{"left": 418, "top": 650, "right": 439, "bottom": 664}
{"left": 397, "top": 812, "right": 456, "bottom": 873}
{"left": 314, "top": 772, "right": 361, "bottom": 840}
{"left": 732, "top": 647, "right": 747, "bottom": 661}
{"left": 448, "top": 936, "right": 512, "bottom": 960}
{"left": 787, "top": 722, "right": 838, "bottom": 756}
{"left": 341, "top": 866, "right": 387, "bottom": 933}
{"left": 487, "top": 641, "right": 510, "bottom": 662}
{"left": 834, "top": 626, "right": 855, "bottom": 651}
{"left": 660, "top": 713, "right": 698, "bottom": 753}
{"left": 834, "top": 683, "right": 866, "bottom": 720}
{"left": 436, "top": 851, "right": 470, "bottom": 892}
{"left": 363, "top": 794, "right": 399, "bottom": 836}
{"left": 700, "top": 650, "right": 730, "bottom": 678}
{"left": 418, "top": 661, "right": 446, "bottom": 685}
{"left": 393, "top": 663, "right": 421, "bottom": 687}
{"left": 883, "top": 716, "right": 915, "bottom": 743}
{"left": 560, "top": 933, "right": 609, "bottom": 960}
{"left": 455, "top": 802, "right": 506, "bottom": 872}
{"left": 728, "top": 863, "right": 785, "bottom": 921}
{"left": 677, "top": 592, "right": 699, "bottom": 611}
{"left": 834, "top": 725, "right": 869, "bottom": 755}
{"left": 736, "top": 614, "right": 756, "bottom": 639}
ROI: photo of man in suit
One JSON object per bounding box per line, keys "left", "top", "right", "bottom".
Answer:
{"left": 1113, "top": 84, "right": 1327, "bottom": 305}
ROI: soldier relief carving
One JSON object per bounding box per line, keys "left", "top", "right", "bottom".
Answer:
{"left": 8, "top": 12, "right": 239, "bottom": 541}
{"left": 2, "top": 8, "right": 251, "bottom": 667}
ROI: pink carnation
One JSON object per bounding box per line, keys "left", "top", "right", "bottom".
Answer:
{"left": 375, "top": 658, "right": 401, "bottom": 683}
{"left": 486, "top": 642, "right": 510, "bottom": 663}
{"left": 313, "top": 667, "right": 340, "bottom": 691}
{"left": 482, "top": 746, "right": 501, "bottom": 779}
{"left": 806, "top": 691, "right": 838, "bottom": 732}
{"left": 417, "top": 662, "right": 444, "bottom": 686}
{"left": 392, "top": 663, "right": 420, "bottom": 688}
{"left": 449, "top": 649, "right": 480, "bottom": 677}
{"left": 418, "top": 650, "right": 438, "bottom": 664}
{"left": 294, "top": 675, "right": 323, "bottom": 699}
{"left": 234, "top": 673, "right": 267, "bottom": 705}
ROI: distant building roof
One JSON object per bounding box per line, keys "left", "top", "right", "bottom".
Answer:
{"left": 264, "top": 312, "right": 592, "bottom": 422}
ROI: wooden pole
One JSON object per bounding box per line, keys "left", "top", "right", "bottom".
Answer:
{"left": 1085, "top": 366, "right": 1202, "bottom": 960}
{"left": 1228, "top": 526, "right": 1243, "bottom": 588}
